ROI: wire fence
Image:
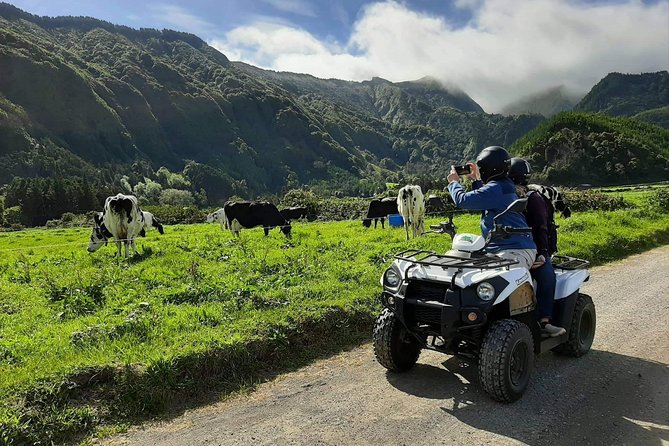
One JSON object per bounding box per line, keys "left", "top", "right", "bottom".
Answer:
{"left": 0, "top": 209, "right": 472, "bottom": 254}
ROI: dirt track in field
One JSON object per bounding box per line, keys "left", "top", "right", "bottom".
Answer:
{"left": 103, "top": 246, "right": 669, "bottom": 446}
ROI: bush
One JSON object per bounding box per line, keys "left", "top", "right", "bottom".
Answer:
{"left": 563, "top": 190, "right": 630, "bottom": 212}
{"left": 3, "top": 206, "right": 22, "bottom": 226}
{"left": 280, "top": 189, "right": 320, "bottom": 217}
{"left": 648, "top": 188, "right": 669, "bottom": 211}
{"left": 142, "top": 205, "right": 207, "bottom": 225}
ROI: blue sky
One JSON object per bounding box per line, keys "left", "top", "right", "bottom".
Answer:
{"left": 5, "top": 1, "right": 475, "bottom": 43}
{"left": 5, "top": 0, "right": 669, "bottom": 111}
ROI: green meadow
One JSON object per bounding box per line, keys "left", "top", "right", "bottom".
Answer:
{"left": 1, "top": 193, "right": 669, "bottom": 444}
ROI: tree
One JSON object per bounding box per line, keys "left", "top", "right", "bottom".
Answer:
{"left": 159, "top": 189, "right": 195, "bottom": 206}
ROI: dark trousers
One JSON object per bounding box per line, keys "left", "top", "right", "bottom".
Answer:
{"left": 532, "top": 257, "right": 557, "bottom": 320}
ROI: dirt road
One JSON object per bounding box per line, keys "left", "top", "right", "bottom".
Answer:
{"left": 105, "top": 246, "right": 669, "bottom": 446}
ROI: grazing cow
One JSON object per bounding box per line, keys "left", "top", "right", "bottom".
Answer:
{"left": 139, "top": 211, "right": 164, "bottom": 237}
{"left": 397, "top": 185, "right": 425, "bottom": 240}
{"left": 280, "top": 206, "right": 311, "bottom": 222}
{"left": 362, "top": 197, "right": 398, "bottom": 229}
{"left": 528, "top": 184, "right": 572, "bottom": 218}
{"left": 223, "top": 201, "right": 291, "bottom": 238}
{"left": 87, "top": 193, "right": 144, "bottom": 257}
{"left": 425, "top": 195, "right": 447, "bottom": 215}
{"left": 206, "top": 208, "right": 228, "bottom": 229}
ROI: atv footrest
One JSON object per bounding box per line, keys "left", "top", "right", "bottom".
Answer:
{"left": 538, "top": 333, "right": 568, "bottom": 354}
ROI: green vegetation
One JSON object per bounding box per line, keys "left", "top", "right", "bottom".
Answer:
{"left": 0, "top": 2, "right": 544, "bottom": 212}
{"left": 575, "top": 71, "right": 669, "bottom": 118}
{"left": 0, "top": 189, "right": 668, "bottom": 444}
{"left": 511, "top": 112, "right": 669, "bottom": 185}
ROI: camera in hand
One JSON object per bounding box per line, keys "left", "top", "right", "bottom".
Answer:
{"left": 454, "top": 164, "right": 471, "bottom": 175}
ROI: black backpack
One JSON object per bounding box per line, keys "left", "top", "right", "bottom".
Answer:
{"left": 527, "top": 190, "right": 559, "bottom": 255}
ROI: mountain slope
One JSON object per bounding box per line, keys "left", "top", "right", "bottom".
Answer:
{"left": 500, "top": 86, "right": 582, "bottom": 117}
{"left": 0, "top": 2, "right": 546, "bottom": 203}
{"left": 510, "top": 111, "right": 669, "bottom": 185}
{"left": 575, "top": 71, "right": 669, "bottom": 117}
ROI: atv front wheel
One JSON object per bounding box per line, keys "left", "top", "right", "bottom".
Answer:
{"left": 373, "top": 308, "right": 421, "bottom": 372}
{"left": 554, "top": 293, "right": 596, "bottom": 357}
{"left": 479, "top": 319, "right": 534, "bottom": 402}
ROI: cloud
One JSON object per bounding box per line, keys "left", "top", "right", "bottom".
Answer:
{"left": 210, "top": 0, "right": 669, "bottom": 112}
{"left": 149, "top": 4, "right": 217, "bottom": 35}
{"left": 261, "top": 0, "right": 318, "bottom": 17}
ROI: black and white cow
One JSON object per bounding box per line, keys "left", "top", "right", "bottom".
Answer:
{"left": 528, "top": 184, "right": 572, "bottom": 218}
{"left": 88, "top": 193, "right": 144, "bottom": 257}
{"left": 206, "top": 208, "right": 227, "bottom": 229}
{"left": 425, "top": 195, "right": 447, "bottom": 215}
{"left": 223, "top": 201, "right": 291, "bottom": 238}
{"left": 362, "top": 197, "right": 398, "bottom": 229}
{"left": 397, "top": 185, "right": 425, "bottom": 240}
{"left": 139, "top": 211, "right": 164, "bottom": 237}
{"left": 280, "top": 206, "right": 311, "bottom": 222}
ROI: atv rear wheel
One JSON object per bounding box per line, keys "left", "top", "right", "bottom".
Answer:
{"left": 373, "top": 308, "right": 421, "bottom": 372}
{"left": 553, "top": 293, "right": 596, "bottom": 357}
{"left": 479, "top": 319, "right": 534, "bottom": 402}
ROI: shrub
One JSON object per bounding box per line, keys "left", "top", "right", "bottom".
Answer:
{"left": 280, "top": 189, "right": 320, "bottom": 217}
{"left": 4, "top": 205, "right": 22, "bottom": 226}
{"left": 648, "top": 188, "right": 669, "bottom": 211}
{"left": 142, "top": 205, "right": 207, "bottom": 225}
{"left": 563, "top": 190, "right": 631, "bottom": 212}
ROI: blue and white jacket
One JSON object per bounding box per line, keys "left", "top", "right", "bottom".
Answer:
{"left": 447, "top": 178, "right": 536, "bottom": 252}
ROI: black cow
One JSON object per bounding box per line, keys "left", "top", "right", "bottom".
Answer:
{"left": 280, "top": 206, "right": 311, "bottom": 222}
{"left": 362, "top": 197, "right": 398, "bottom": 229}
{"left": 425, "top": 195, "right": 447, "bottom": 215}
{"left": 224, "top": 201, "right": 291, "bottom": 238}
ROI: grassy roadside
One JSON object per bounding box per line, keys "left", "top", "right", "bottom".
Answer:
{"left": 1, "top": 200, "right": 668, "bottom": 444}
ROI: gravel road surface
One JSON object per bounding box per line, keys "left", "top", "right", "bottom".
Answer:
{"left": 104, "top": 246, "right": 669, "bottom": 446}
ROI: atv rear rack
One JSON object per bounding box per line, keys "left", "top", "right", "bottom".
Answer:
{"left": 394, "top": 249, "right": 518, "bottom": 270}
{"left": 551, "top": 255, "right": 590, "bottom": 270}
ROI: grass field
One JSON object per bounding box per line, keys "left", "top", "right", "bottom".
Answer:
{"left": 1, "top": 194, "right": 669, "bottom": 444}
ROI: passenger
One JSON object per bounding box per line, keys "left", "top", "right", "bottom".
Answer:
{"left": 508, "top": 157, "right": 566, "bottom": 337}
{"left": 447, "top": 146, "right": 536, "bottom": 270}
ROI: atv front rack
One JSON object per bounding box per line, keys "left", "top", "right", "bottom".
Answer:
{"left": 394, "top": 249, "right": 518, "bottom": 270}
{"left": 551, "top": 255, "right": 590, "bottom": 270}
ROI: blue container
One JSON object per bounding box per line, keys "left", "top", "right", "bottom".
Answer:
{"left": 388, "top": 213, "right": 404, "bottom": 228}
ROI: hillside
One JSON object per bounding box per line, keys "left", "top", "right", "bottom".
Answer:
{"left": 500, "top": 85, "right": 582, "bottom": 117}
{"left": 0, "top": 2, "right": 545, "bottom": 210}
{"left": 575, "top": 71, "right": 669, "bottom": 118}
{"left": 511, "top": 111, "right": 669, "bottom": 185}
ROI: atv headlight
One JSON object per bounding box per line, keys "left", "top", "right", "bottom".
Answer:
{"left": 384, "top": 268, "right": 401, "bottom": 289}
{"left": 476, "top": 282, "right": 495, "bottom": 301}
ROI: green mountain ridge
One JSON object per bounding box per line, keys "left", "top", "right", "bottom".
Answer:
{"left": 510, "top": 111, "right": 669, "bottom": 185}
{"left": 0, "top": 2, "right": 544, "bottom": 203}
{"left": 0, "top": 2, "right": 667, "bottom": 223}
{"left": 575, "top": 71, "right": 669, "bottom": 119}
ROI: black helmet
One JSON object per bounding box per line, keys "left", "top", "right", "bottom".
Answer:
{"left": 476, "top": 146, "right": 510, "bottom": 182}
{"left": 508, "top": 157, "right": 532, "bottom": 185}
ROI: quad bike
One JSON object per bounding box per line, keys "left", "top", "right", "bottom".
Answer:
{"left": 373, "top": 198, "right": 595, "bottom": 402}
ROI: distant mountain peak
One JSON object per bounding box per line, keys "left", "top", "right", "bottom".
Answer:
{"left": 500, "top": 85, "right": 583, "bottom": 117}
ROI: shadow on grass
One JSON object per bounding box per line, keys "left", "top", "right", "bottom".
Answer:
{"left": 386, "top": 350, "right": 668, "bottom": 446}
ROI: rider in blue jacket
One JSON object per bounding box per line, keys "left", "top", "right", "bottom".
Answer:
{"left": 447, "top": 146, "right": 536, "bottom": 270}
